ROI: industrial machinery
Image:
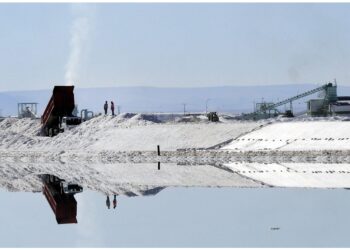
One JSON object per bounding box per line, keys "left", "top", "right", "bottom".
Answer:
{"left": 329, "top": 96, "right": 350, "bottom": 115}
{"left": 40, "top": 174, "right": 83, "bottom": 224}
{"left": 80, "top": 109, "right": 94, "bottom": 121}
{"left": 41, "top": 86, "right": 82, "bottom": 137}
{"left": 18, "top": 102, "right": 38, "bottom": 119}
{"left": 207, "top": 112, "right": 219, "bottom": 122}
{"left": 243, "top": 82, "right": 338, "bottom": 120}
{"left": 282, "top": 110, "right": 294, "bottom": 118}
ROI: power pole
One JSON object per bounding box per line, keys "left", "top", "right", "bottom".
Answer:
{"left": 205, "top": 98, "right": 211, "bottom": 114}
{"left": 182, "top": 103, "right": 187, "bottom": 115}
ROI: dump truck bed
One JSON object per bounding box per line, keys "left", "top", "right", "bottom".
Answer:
{"left": 43, "top": 183, "right": 78, "bottom": 224}
{"left": 41, "top": 85, "right": 80, "bottom": 136}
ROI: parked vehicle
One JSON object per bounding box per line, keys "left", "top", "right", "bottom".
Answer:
{"left": 207, "top": 112, "right": 219, "bottom": 122}
{"left": 41, "top": 86, "right": 82, "bottom": 137}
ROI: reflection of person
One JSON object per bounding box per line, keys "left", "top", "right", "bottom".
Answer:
{"left": 113, "top": 195, "right": 117, "bottom": 209}
{"left": 106, "top": 196, "right": 110, "bottom": 209}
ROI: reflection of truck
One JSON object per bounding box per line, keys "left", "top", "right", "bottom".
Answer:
{"left": 41, "top": 86, "right": 82, "bottom": 137}
{"left": 41, "top": 174, "right": 83, "bottom": 224}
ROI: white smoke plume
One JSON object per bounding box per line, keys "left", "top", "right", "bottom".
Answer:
{"left": 65, "top": 4, "right": 94, "bottom": 86}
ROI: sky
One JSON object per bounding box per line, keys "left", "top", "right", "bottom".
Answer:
{"left": 0, "top": 3, "right": 350, "bottom": 91}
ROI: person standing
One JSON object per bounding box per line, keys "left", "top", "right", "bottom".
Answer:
{"left": 111, "top": 101, "right": 115, "bottom": 116}
{"left": 104, "top": 101, "right": 108, "bottom": 115}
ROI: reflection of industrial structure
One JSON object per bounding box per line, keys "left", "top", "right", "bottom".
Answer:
{"left": 242, "top": 80, "right": 350, "bottom": 120}
{"left": 40, "top": 174, "right": 83, "bottom": 224}
{"left": 18, "top": 103, "right": 38, "bottom": 119}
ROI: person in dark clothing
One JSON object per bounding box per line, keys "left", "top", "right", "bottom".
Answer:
{"left": 106, "top": 196, "right": 110, "bottom": 209}
{"left": 113, "top": 194, "right": 117, "bottom": 209}
{"left": 111, "top": 101, "right": 115, "bottom": 116}
{"left": 104, "top": 101, "right": 108, "bottom": 115}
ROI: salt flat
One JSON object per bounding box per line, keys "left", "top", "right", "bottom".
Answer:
{"left": 2, "top": 115, "right": 350, "bottom": 192}
{"left": 223, "top": 162, "right": 350, "bottom": 188}
{"left": 0, "top": 162, "right": 262, "bottom": 194}
{"left": 222, "top": 118, "right": 350, "bottom": 151}
{"left": 0, "top": 114, "right": 260, "bottom": 151}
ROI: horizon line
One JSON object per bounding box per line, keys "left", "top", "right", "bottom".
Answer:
{"left": 0, "top": 82, "right": 337, "bottom": 93}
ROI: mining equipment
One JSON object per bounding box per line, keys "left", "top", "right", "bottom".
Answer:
{"left": 80, "top": 109, "right": 94, "bottom": 121}
{"left": 282, "top": 110, "right": 294, "bottom": 118}
{"left": 41, "top": 86, "right": 82, "bottom": 137}
{"left": 207, "top": 112, "right": 219, "bottom": 122}
{"left": 242, "top": 81, "right": 347, "bottom": 120}
{"left": 40, "top": 174, "right": 83, "bottom": 224}
{"left": 18, "top": 103, "right": 38, "bottom": 119}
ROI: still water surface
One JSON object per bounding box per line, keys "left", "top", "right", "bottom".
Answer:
{"left": 0, "top": 183, "right": 350, "bottom": 247}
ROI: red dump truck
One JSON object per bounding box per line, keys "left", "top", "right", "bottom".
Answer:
{"left": 41, "top": 85, "right": 81, "bottom": 137}
{"left": 41, "top": 174, "right": 83, "bottom": 224}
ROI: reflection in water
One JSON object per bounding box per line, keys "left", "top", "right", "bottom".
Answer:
{"left": 40, "top": 174, "right": 83, "bottom": 224}
{"left": 5, "top": 161, "right": 350, "bottom": 228}
{"left": 2, "top": 185, "right": 350, "bottom": 247}
{"left": 106, "top": 195, "right": 118, "bottom": 209}
{"left": 38, "top": 172, "right": 164, "bottom": 222}
{"left": 106, "top": 196, "right": 110, "bottom": 209}
{"left": 113, "top": 194, "right": 117, "bottom": 209}
{"left": 1, "top": 161, "right": 350, "bottom": 247}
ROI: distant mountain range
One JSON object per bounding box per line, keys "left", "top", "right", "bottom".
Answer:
{"left": 1, "top": 84, "right": 350, "bottom": 117}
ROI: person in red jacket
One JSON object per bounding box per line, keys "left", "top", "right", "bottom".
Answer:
{"left": 111, "top": 101, "right": 115, "bottom": 116}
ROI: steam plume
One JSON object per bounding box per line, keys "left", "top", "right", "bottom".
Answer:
{"left": 65, "top": 4, "right": 93, "bottom": 86}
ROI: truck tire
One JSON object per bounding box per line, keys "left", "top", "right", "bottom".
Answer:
{"left": 44, "top": 127, "right": 49, "bottom": 136}
{"left": 48, "top": 128, "right": 53, "bottom": 137}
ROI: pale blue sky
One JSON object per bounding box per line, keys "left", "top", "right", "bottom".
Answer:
{"left": 0, "top": 3, "right": 350, "bottom": 91}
